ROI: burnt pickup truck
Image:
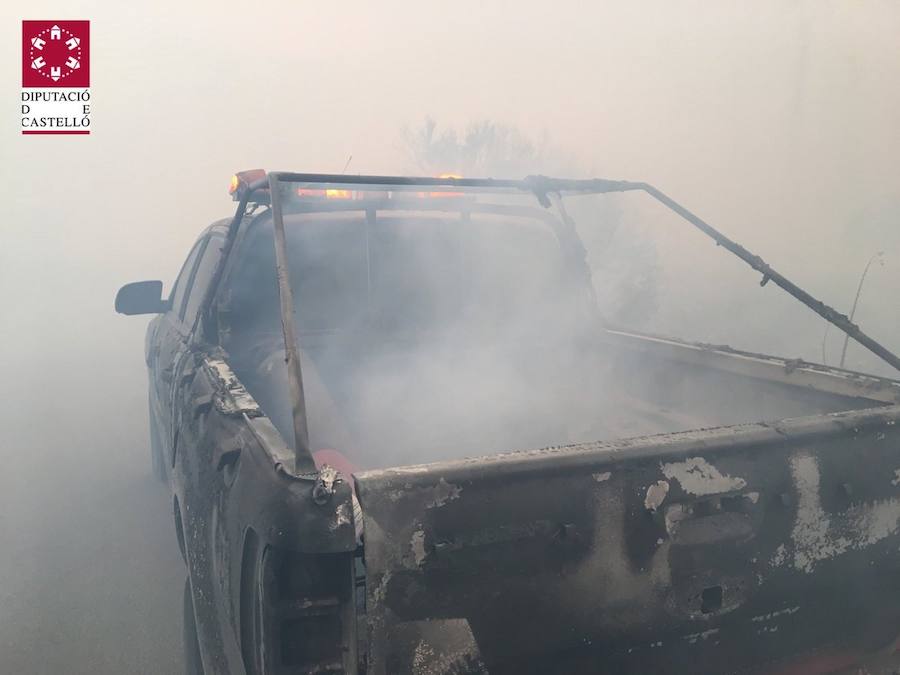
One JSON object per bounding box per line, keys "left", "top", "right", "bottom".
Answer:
{"left": 116, "top": 171, "right": 900, "bottom": 675}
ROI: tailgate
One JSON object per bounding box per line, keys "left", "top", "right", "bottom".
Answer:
{"left": 354, "top": 405, "right": 900, "bottom": 675}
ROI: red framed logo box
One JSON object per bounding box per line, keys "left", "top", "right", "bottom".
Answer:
{"left": 22, "top": 20, "right": 90, "bottom": 88}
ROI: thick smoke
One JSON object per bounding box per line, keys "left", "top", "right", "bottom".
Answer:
{"left": 226, "top": 184, "right": 871, "bottom": 473}
{"left": 2, "top": 1, "right": 899, "bottom": 672}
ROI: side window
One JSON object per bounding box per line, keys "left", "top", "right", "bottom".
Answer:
{"left": 182, "top": 235, "right": 225, "bottom": 328}
{"left": 169, "top": 240, "right": 205, "bottom": 318}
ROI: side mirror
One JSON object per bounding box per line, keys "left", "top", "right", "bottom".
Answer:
{"left": 115, "top": 280, "right": 168, "bottom": 315}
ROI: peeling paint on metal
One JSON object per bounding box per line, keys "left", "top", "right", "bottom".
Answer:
{"left": 644, "top": 480, "right": 669, "bottom": 511}
{"left": 593, "top": 471, "right": 612, "bottom": 482}
{"left": 771, "top": 543, "right": 787, "bottom": 567}
{"left": 411, "top": 529, "right": 428, "bottom": 566}
{"left": 786, "top": 453, "right": 900, "bottom": 573}
{"left": 426, "top": 478, "right": 462, "bottom": 509}
{"left": 330, "top": 502, "right": 352, "bottom": 532}
{"left": 372, "top": 569, "right": 392, "bottom": 604}
{"left": 661, "top": 456, "right": 747, "bottom": 495}
{"left": 407, "top": 620, "right": 482, "bottom": 675}
{"left": 205, "top": 357, "right": 262, "bottom": 416}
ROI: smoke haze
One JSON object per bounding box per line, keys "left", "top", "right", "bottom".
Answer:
{"left": 1, "top": 1, "right": 899, "bottom": 672}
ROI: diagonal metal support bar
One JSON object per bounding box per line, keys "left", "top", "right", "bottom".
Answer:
{"left": 526, "top": 174, "right": 900, "bottom": 374}
{"left": 268, "top": 173, "right": 316, "bottom": 472}
{"left": 637, "top": 182, "right": 900, "bottom": 374}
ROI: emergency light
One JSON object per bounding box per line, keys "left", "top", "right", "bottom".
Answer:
{"left": 228, "top": 169, "right": 267, "bottom": 200}
{"left": 229, "top": 170, "right": 469, "bottom": 203}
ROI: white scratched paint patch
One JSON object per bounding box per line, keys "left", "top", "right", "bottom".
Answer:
{"left": 683, "top": 628, "right": 719, "bottom": 645}
{"left": 593, "top": 471, "right": 612, "bottom": 482}
{"left": 751, "top": 606, "right": 799, "bottom": 623}
{"left": 771, "top": 543, "right": 787, "bottom": 567}
{"left": 426, "top": 478, "right": 462, "bottom": 509}
{"left": 780, "top": 452, "right": 900, "bottom": 573}
{"left": 411, "top": 530, "right": 427, "bottom": 566}
{"left": 330, "top": 502, "right": 352, "bottom": 532}
{"left": 661, "top": 457, "right": 746, "bottom": 496}
{"left": 644, "top": 480, "right": 669, "bottom": 511}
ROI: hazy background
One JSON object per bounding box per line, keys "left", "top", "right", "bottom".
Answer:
{"left": 1, "top": 1, "right": 899, "bottom": 672}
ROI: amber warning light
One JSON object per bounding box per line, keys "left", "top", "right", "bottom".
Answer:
{"left": 296, "top": 188, "right": 358, "bottom": 199}
{"left": 229, "top": 169, "right": 267, "bottom": 200}
{"left": 427, "top": 173, "right": 464, "bottom": 197}
{"left": 229, "top": 171, "right": 471, "bottom": 202}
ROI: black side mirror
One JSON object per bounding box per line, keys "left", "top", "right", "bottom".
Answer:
{"left": 115, "top": 280, "right": 168, "bottom": 315}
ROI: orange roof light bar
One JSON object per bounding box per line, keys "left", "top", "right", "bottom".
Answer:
{"left": 296, "top": 188, "right": 359, "bottom": 199}
{"left": 431, "top": 172, "right": 464, "bottom": 197}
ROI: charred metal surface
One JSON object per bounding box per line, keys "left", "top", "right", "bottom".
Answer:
{"left": 356, "top": 404, "right": 900, "bottom": 675}
{"left": 176, "top": 354, "right": 359, "bottom": 674}
{"left": 204, "top": 356, "right": 264, "bottom": 417}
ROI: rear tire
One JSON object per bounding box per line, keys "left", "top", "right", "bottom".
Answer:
{"left": 149, "top": 399, "right": 166, "bottom": 483}
{"left": 183, "top": 578, "right": 204, "bottom": 675}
